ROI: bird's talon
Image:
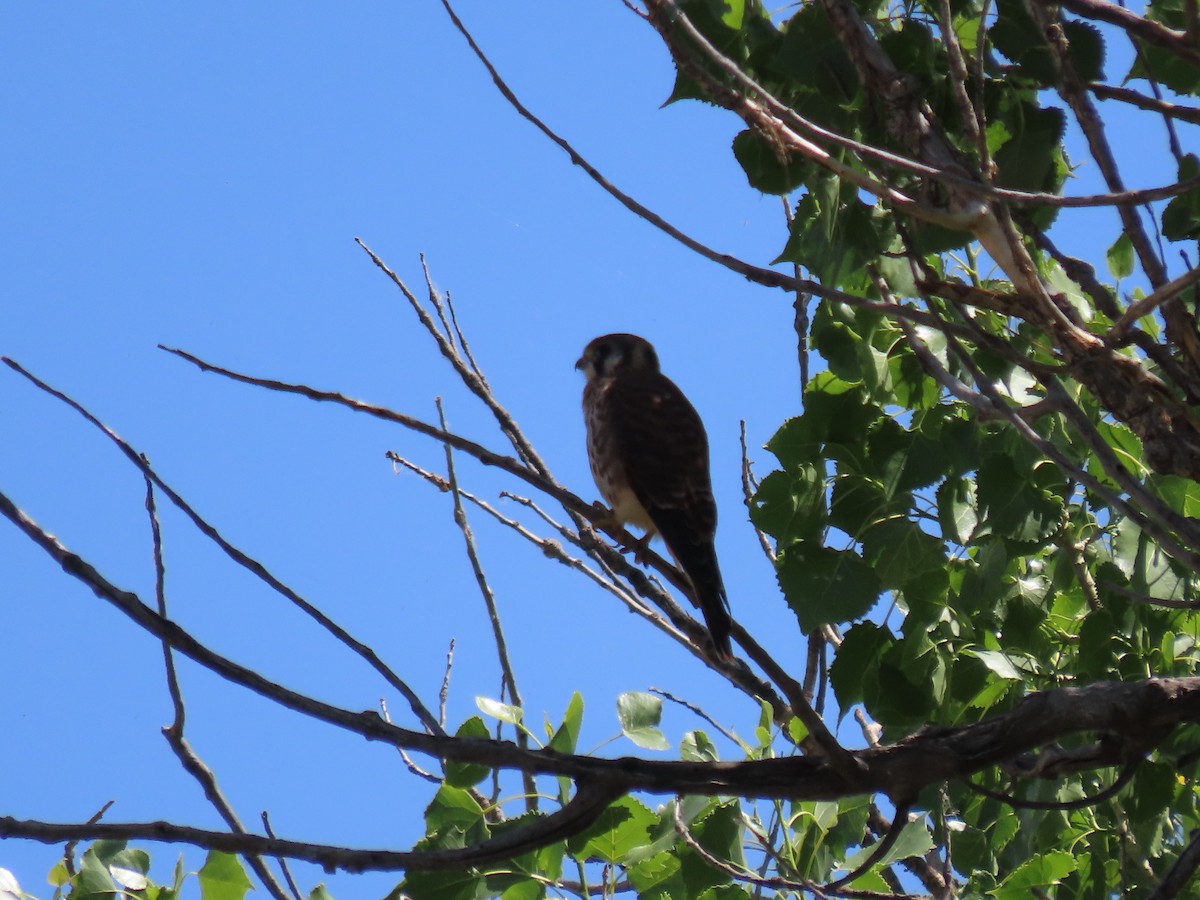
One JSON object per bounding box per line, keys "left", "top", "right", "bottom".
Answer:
{"left": 589, "top": 502, "right": 617, "bottom": 531}
{"left": 621, "top": 533, "right": 653, "bottom": 565}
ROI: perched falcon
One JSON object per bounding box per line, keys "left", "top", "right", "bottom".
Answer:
{"left": 576, "top": 333, "right": 733, "bottom": 659}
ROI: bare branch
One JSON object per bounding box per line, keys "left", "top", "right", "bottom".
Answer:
{"left": 0, "top": 780, "right": 623, "bottom": 875}
{"left": 436, "top": 397, "right": 538, "bottom": 810}
{"left": 1108, "top": 264, "right": 1200, "bottom": 338}
{"left": 260, "top": 812, "right": 304, "bottom": 900}
{"left": 357, "top": 241, "right": 547, "bottom": 474}
{"left": 143, "top": 473, "right": 290, "bottom": 900}
{"left": 9, "top": 482, "right": 1200, "bottom": 808}
{"left": 2, "top": 356, "right": 445, "bottom": 738}
{"left": 967, "top": 761, "right": 1139, "bottom": 811}
{"left": 827, "top": 802, "right": 914, "bottom": 889}
{"left": 1090, "top": 82, "right": 1200, "bottom": 126}
{"left": 61, "top": 801, "right": 114, "bottom": 877}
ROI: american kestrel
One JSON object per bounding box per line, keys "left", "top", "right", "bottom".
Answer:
{"left": 576, "top": 333, "right": 733, "bottom": 659}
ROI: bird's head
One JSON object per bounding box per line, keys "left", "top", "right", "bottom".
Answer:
{"left": 575, "top": 333, "right": 660, "bottom": 381}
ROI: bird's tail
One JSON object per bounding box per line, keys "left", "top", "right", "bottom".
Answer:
{"left": 655, "top": 511, "right": 733, "bottom": 659}
{"left": 689, "top": 553, "right": 733, "bottom": 660}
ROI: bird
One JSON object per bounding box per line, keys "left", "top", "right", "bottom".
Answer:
{"left": 576, "top": 333, "right": 733, "bottom": 659}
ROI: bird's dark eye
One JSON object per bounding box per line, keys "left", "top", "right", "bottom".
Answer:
{"left": 595, "top": 342, "right": 609, "bottom": 359}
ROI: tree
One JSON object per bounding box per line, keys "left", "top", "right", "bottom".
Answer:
{"left": 3, "top": 0, "right": 1200, "bottom": 897}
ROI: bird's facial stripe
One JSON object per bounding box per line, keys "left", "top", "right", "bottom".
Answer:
{"left": 598, "top": 344, "right": 624, "bottom": 375}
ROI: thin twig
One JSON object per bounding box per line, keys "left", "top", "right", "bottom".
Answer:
{"left": 1090, "top": 82, "right": 1200, "bottom": 126}
{"left": 670, "top": 798, "right": 828, "bottom": 897}
{"left": 739, "top": 421, "right": 776, "bottom": 564}
{"left": 389, "top": 450, "right": 676, "bottom": 636}
{"left": 649, "top": 687, "right": 738, "bottom": 744}
{"left": 261, "top": 812, "right": 304, "bottom": 900}
{"left": 440, "top": 638, "right": 455, "bottom": 729}
{"left": 144, "top": 473, "right": 290, "bottom": 900}
{"left": 966, "top": 760, "right": 1139, "bottom": 810}
{"left": 436, "top": 397, "right": 538, "bottom": 811}
{"left": 61, "top": 801, "right": 114, "bottom": 877}
{"left": 151, "top": 347, "right": 796, "bottom": 707}
{"left": 1108, "top": 265, "right": 1200, "bottom": 337}
{"left": 379, "top": 699, "right": 441, "bottom": 784}
{"left": 827, "top": 802, "right": 915, "bottom": 889}
{"left": 420, "top": 254, "right": 458, "bottom": 354}
{"left": 1027, "top": 0, "right": 1168, "bottom": 289}
{"left": 356, "top": 242, "right": 545, "bottom": 473}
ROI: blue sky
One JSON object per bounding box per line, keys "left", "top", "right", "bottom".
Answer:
{"left": 1, "top": 5, "right": 807, "bottom": 897}
{"left": 0, "top": 3, "right": 1178, "bottom": 898}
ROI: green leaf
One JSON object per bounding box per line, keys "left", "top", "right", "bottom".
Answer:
{"left": 698, "top": 886, "right": 753, "bottom": 899}
{"left": 70, "top": 848, "right": 115, "bottom": 900}
{"left": 937, "top": 477, "right": 978, "bottom": 545}
{"left": 777, "top": 184, "right": 893, "bottom": 291}
{"left": 680, "top": 801, "right": 743, "bottom": 894}
{"left": 994, "top": 850, "right": 1078, "bottom": 898}
{"left": 90, "top": 840, "right": 128, "bottom": 864}
{"left": 47, "top": 860, "right": 71, "bottom": 888}
{"left": 496, "top": 880, "right": 541, "bottom": 900}
{"left": 966, "top": 649, "right": 1025, "bottom": 680}
{"left": 1163, "top": 154, "right": 1200, "bottom": 240}
{"left": 476, "top": 696, "right": 523, "bottom": 725}
{"left": 1077, "top": 609, "right": 1119, "bottom": 678}
{"left": 308, "top": 886, "right": 334, "bottom": 900}
{"left": 1113, "top": 520, "right": 1189, "bottom": 599}
{"left": 992, "top": 102, "right": 1067, "bottom": 194}
{"left": 829, "top": 622, "right": 894, "bottom": 711}
{"left": 1153, "top": 474, "right": 1200, "bottom": 517}
{"left": 681, "top": 730, "right": 720, "bottom": 762}
{"left": 548, "top": 691, "right": 584, "bottom": 754}
{"left": 1106, "top": 232, "right": 1134, "bottom": 279}
{"left": 1059, "top": 20, "right": 1106, "bottom": 81}
{"left": 975, "top": 453, "right": 1063, "bottom": 542}
{"left": 617, "top": 691, "right": 662, "bottom": 730}
{"left": 777, "top": 543, "right": 881, "bottom": 631}
{"left": 732, "top": 129, "right": 811, "bottom": 195}
{"left": 567, "top": 796, "right": 656, "bottom": 863}
{"left": 425, "top": 784, "right": 487, "bottom": 835}
{"left": 750, "top": 467, "right": 827, "bottom": 542}
{"left": 990, "top": 0, "right": 1104, "bottom": 84}
{"left": 618, "top": 692, "right": 669, "bottom": 750}
{"left": 485, "top": 813, "right": 565, "bottom": 888}
{"left": 829, "top": 474, "right": 891, "bottom": 536}
{"left": 1128, "top": 8, "right": 1200, "bottom": 95}
{"left": 198, "top": 851, "right": 253, "bottom": 900}
{"left": 1094, "top": 420, "right": 1145, "bottom": 476}
{"left": 109, "top": 849, "right": 151, "bottom": 892}
{"left": 860, "top": 520, "right": 947, "bottom": 589}
{"left": 400, "top": 870, "right": 486, "bottom": 900}
{"left": 444, "top": 717, "right": 492, "bottom": 788}
{"left": 772, "top": 3, "right": 860, "bottom": 130}
{"left": 843, "top": 819, "right": 936, "bottom": 871}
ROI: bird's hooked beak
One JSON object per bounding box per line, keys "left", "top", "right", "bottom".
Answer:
{"left": 574, "top": 355, "right": 586, "bottom": 371}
